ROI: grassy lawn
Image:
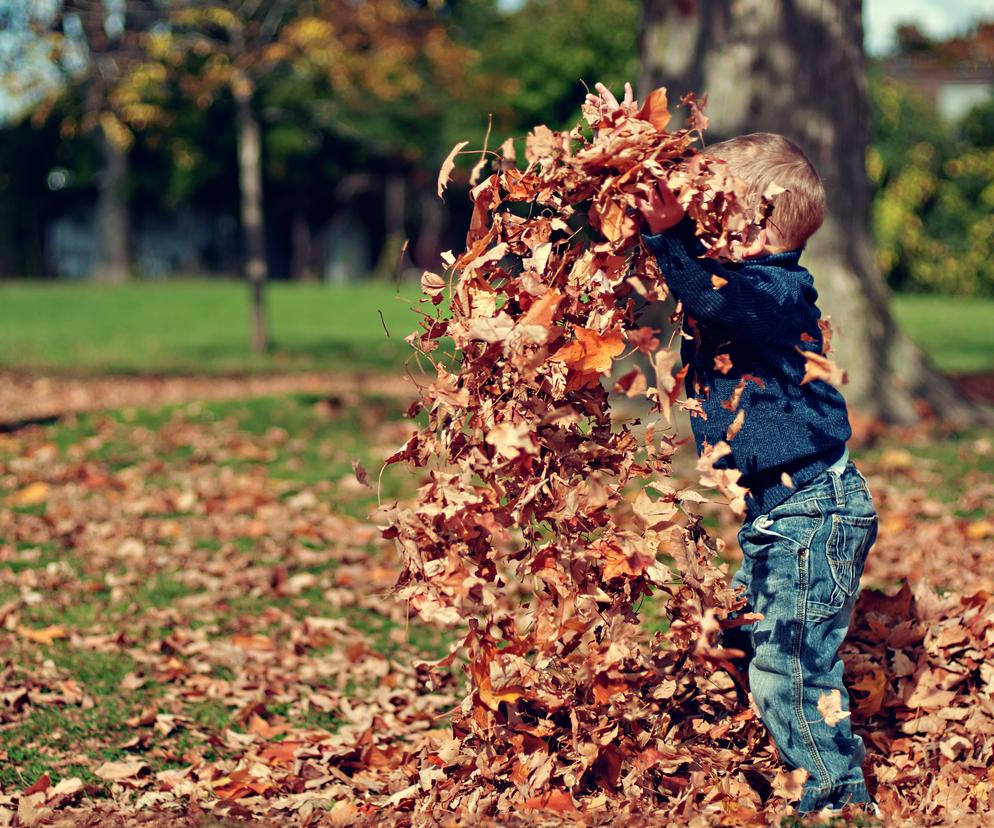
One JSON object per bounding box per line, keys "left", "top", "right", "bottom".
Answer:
{"left": 0, "top": 280, "right": 423, "bottom": 375}
{"left": 1, "top": 280, "right": 992, "bottom": 376}
{"left": 891, "top": 293, "right": 994, "bottom": 374}
{"left": 2, "top": 389, "right": 990, "bottom": 796}
{"left": 0, "top": 393, "right": 450, "bottom": 792}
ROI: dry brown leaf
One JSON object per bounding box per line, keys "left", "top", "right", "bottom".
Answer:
{"left": 437, "top": 140, "right": 469, "bottom": 198}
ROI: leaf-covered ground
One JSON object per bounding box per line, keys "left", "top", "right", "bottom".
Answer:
{"left": 0, "top": 389, "right": 992, "bottom": 825}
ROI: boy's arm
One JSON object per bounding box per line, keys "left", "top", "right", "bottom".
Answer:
{"left": 642, "top": 217, "right": 804, "bottom": 337}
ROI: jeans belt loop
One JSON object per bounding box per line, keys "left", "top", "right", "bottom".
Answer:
{"left": 829, "top": 463, "right": 844, "bottom": 505}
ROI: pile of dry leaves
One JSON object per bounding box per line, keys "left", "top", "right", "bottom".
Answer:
{"left": 375, "top": 90, "right": 828, "bottom": 823}
{"left": 375, "top": 89, "right": 994, "bottom": 825}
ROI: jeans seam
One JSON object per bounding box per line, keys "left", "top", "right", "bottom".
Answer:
{"left": 792, "top": 518, "right": 834, "bottom": 792}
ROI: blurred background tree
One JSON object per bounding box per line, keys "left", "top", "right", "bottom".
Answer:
{"left": 1, "top": 0, "right": 992, "bottom": 402}
{"left": 870, "top": 79, "right": 994, "bottom": 297}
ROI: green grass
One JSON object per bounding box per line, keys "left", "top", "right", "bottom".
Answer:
{"left": 2, "top": 281, "right": 990, "bottom": 377}
{"left": 891, "top": 293, "right": 994, "bottom": 374}
{"left": 0, "top": 391, "right": 449, "bottom": 790}
{"left": 0, "top": 279, "right": 424, "bottom": 375}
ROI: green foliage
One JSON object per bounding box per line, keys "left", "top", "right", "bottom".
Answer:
{"left": 870, "top": 74, "right": 994, "bottom": 295}
{"left": 476, "top": 0, "right": 640, "bottom": 134}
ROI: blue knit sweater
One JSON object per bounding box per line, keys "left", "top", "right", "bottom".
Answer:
{"left": 642, "top": 217, "right": 852, "bottom": 518}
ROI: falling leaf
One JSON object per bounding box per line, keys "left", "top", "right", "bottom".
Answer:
{"left": 725, "top": 409, "right": 746, "bottom": 441}
{"left": 817, "top": 689, "right": 851, "bottom": 726}
{"left": 713, "top": 353, "right": 733, "bottom": 374}
{"left": 796, "top": 348, "right": 848, "bottom": 386}
{"left": 549, "top": 326, "right": 625, "bottom": 375}
{"left": 421, "top": 270, "right": 446, "bottom": 298}
{"left": 485, "top": 421, "right": 537, "bottom": 460}
{"left": 519, "top": 289, "right": 563, "bottom": 328}
{"left": 352, "top": 459, "right": 371, "bottom": 488}
{"left": 850, "top": 669, "right": 888, "bottom": 718}
{"left": 635, "top": 87, "right": 671, "bottom": 131}
{"left": 437, "top": 140, "right": 469, "bottom": 198}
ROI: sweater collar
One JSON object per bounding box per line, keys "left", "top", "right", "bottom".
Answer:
{"left": 744, "top": 248, "right": 804, "bottom": 267}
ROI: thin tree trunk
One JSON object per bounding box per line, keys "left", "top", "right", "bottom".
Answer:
{"left": 375, "top": 172, "right": 406, "bottom": 279}
{"left": 414, "top": 185, "right": 446, "bottom": 269}
{"left": 93, "top": 126, "right": 130, "bottom": 283}
{"left": 639, "top": 0, "right": 987, "bottom": 424}
{"left": 290, "top": 205, "right": 316, "bottom": 281}
{"left": 233, "top": 74, "right": 269, "bottom": 353}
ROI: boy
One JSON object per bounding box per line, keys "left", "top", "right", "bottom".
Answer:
{"left": 590, "top": 85, "right": 879, "bottom": 815}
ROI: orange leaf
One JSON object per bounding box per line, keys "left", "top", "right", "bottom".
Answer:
{"left": 524, "top": 789, "right": 578, "bottom": 813}
{"left": 550, "top": 326, "right": 625, "bottom": 374}
{"left": 248, "top": 714, "right": 289, "bottom": 740}
{"left": 635, "top": 87, "right": 671, "bottom": 131}
{"left": 520, "top": 289, "right": 563, "bottom": 328}
{"left": 18, "top": 625, "right": 68, "bottom": 646}
{"left": 850, "top": 669, "right": 887, "bottom": 718}
{"left": 230, "top": 634, "right": 274, "bottom": 650}
{"left": 258, "top": 741, "right": 303, "bottom": 766}
{"left": 796, "top": 347, "right": 847, "bottom": 387}
{"left": 8, "top": 481, "right": 50, "bottom": 506}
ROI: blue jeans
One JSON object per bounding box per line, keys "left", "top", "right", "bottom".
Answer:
{"left": 728, "top": 460, "right": 878, "bottom": 812}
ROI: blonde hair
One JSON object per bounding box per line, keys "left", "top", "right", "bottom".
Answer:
{"left": 702, "top": 132, "right": 826, "bottom": 250}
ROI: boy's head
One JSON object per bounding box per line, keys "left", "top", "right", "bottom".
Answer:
{"left": 702, "top": 132, "right": 826, "bottom": 251}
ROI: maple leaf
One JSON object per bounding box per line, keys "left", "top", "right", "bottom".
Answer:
{"left": 485, "top": 421, "right": 537, "bottom": 459}
{"left": 850, "top": 668, "right": 888, "bottom": 718}
{"left": 816, "top": 689, "right": 851, "bottom": 726}
{"left": 635, "top": 87, "right": 671, "bottom": 131}
{"left": 550, "top": 326, "right": 625, "bottom": 375}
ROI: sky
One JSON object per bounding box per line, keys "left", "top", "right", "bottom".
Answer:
{"left": 864, "top": 0, "right": 994, "bottom": 54}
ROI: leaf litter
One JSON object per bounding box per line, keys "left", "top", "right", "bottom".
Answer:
{"left": 0, "top": 91, "right": 991, "bottom": 826}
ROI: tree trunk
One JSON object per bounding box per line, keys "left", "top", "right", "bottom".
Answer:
{"left": 290, "top": 205, "right": 317, "bottom": 281}
{"left": 414, "top": 184, "right": 446, "bottom": 270}
{"left": 375, "top": 172, "right": 406, "bottom": 279}
{"left": 233, "top": 75, "right": 269, "bottom": 353}
{"left": 639, "top": 0, "right": 986, "bottom": 424}
{"left": 92, "top": 126, "right": 130, "bottom": 283}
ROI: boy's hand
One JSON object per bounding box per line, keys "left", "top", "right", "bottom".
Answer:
{"left": 637, "top": 179, "right": 685, "bottom": 234}
{"left": 587, "top": 80, "right": 684, "bottom": 236}
{"left": 585, "top": 81, "right": 639, "bottom": 123}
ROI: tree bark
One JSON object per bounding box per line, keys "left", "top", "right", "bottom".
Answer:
{"left": 375, "top": 172, "right": 406, "bottom": 279}
{"left": 233, "top": 74, "right": 269, "bottom": 353}
{"left": 414, "top": 184, "right": 446, "bottom": 270}
{"left": 290, "top": 205, "right": 317, "bottom": 281}
{"left": 92, "top": 125, "right": 130, "bottom": 283}
{"left": 639, "top": 0, "right": 987, "bottom": 424}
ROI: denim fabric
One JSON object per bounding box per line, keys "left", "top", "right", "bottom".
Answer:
{"left": 726, "top": 459, "right": 878, "bottom": 812}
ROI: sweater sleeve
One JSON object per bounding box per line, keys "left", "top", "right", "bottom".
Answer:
{"left": 642, "top": 217, "right": 805, "bottom": 338}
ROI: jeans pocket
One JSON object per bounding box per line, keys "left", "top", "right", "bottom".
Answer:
{"left": 825, "top": 513, "right": 878, "bottom": 597}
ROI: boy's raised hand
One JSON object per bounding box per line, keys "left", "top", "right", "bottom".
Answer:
{"left": 637, "top": 179, "right": 685, "bottom": 235}
{"left": 585, "top": 81, "right": 639, "bottom": 122}
{"left": 586, "top": 80, "right": 685, "bottom": 235}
